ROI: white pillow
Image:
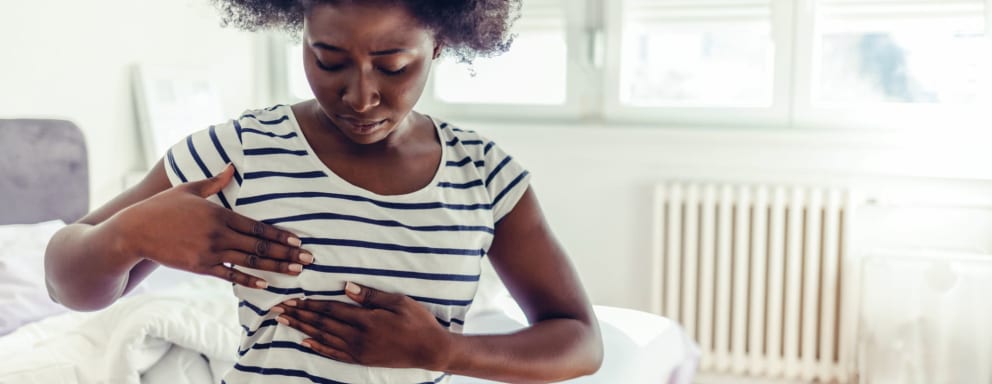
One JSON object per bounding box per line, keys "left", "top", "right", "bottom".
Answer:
{"left": 0, "top": 220, "right": 68, "bottom": 335}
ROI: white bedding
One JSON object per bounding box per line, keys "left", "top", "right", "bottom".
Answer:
{"left": 0, "top": 271, "right": 699, "bottom": 384}
{"left": 0, "top": 277, "right": 698, "bottom": 384}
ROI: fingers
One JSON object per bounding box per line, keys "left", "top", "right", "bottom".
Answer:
{"left": 279, "top": 306, "right": 357, "bottom": 338}
{"left": 222, "top": 231, "right": 312, "bottom": 265}
{"left": 345, "top": 282, "right": 402, "bottom": 311}
{"left": 292, "top": 299, "right": 366, "bottom": 327}
{"left": 225, "top": 211, "right": 303, "bottom": 249}
{"left": 207, "top": 264, "right": 268, "bottom": 289}
{"left": 220, "top": 251, "right": 304, "bottom": 275}
{"left": 301, "top": 339, "right": 356, "bottom": 364}
{"left": 274, "top": 310, "right": 353, "bottom": 359}
{"left": 183, "top": 164, "right": 235, "bottom": 198}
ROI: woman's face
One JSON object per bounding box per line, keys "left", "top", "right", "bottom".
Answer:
{"left": 302, "top": 1, "right": 437, "bottom": 145}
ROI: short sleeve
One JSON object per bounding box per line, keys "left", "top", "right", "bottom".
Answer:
{"left": 481, "top": 139, "right": 531, "bottom": 223}
{"left": 163, "top": 121, "right": 244, "bottom": 210}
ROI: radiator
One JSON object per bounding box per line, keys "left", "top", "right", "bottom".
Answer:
{"left": 652, "top": 182, "right": 855, "bottom": 383}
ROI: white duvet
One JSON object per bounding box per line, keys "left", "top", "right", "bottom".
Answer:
{"left": 0, "top": 276, "right": 698, "bottom": 384}
{"left": 0, "top": 277, "right": 239, "bottom": 384}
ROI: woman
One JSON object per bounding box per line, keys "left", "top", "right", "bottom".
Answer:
{"left": 45, "top": 0, "right": 603, "bottom": 383}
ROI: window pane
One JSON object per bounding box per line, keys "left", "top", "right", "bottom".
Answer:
{"left": 431, "top": 0, "right": 567, "bottom": 105}
{"left": 619, "top": 0, "right": 775, "bottom": 107}
{"left": 815, "top": 1, "right": 990, "bottom": 105}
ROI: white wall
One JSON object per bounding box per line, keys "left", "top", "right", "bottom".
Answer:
{"left": 0, "top": 0, "right": 265, "bottom": 207}
{"left": 470, "top": 122, "right": 992, "bottom": 311}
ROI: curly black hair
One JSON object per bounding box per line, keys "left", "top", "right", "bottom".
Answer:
{"left": 211, "top": 0, "right": 521, "bottom": 63}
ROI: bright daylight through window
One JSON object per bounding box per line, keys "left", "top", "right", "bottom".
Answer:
{"left": 280, "top": 0, "right": 991, "bottom": 128}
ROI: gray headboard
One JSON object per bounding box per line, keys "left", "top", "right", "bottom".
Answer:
{"left": 0, "top": 119, "right": 89, "bottom": 225}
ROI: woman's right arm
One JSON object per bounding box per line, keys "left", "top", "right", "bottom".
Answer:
{"left": 45, "top": 159, "right": 311, "bottom": 311}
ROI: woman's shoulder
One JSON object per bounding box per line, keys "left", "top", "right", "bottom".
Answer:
{"left": 429, "top": 117, "right": 498, "bottom": 155}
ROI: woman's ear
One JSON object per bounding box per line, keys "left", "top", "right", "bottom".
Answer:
{"left": 432, "top": 43, "right": 443, "bottom": 59}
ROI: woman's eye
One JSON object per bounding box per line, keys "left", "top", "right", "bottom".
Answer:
{"left": 379, "top": 67, "right": 407, "bottom": 76}
{"left": 315, "top": 60, "right": 344, "bottom": 72}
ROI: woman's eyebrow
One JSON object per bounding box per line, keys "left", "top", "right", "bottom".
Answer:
{"left": 312, "top": 42, "right": 412, "bottom": 56}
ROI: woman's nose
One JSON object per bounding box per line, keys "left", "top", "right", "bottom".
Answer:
{"left": 341, "top": 71, "right": 381, "bottom": 113}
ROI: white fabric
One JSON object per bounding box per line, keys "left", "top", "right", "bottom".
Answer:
{"left": 0, "top": 276, "right": 698, "bottom": 384}
{"left": 0, "top": 220, "right": 68, "bottom": 335}
{"left": 455, "top": 296, "right": 700, "bottom": 384}
{"left": 0, "top": 277, "right": 239, "bottom": 384}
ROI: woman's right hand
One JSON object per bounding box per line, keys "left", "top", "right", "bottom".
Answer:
{"left": 112, "top": 164, "right": 310, "bottom": 289}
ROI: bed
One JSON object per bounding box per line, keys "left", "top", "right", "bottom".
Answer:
{"left": 0, "top": 119, "right": 699, "bottom": 384}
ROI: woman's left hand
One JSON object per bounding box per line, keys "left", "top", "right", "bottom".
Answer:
{"left": 272, "top": 282, "right": 453, "bottom": 370}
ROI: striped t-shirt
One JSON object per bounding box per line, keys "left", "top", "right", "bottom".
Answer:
{"left": 164, "top": 104, "right": 531, "bottom": 384}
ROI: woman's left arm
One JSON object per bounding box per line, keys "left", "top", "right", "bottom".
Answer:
{"left": 441, "top": 187, "right": 603, "bottom": 382}
{"left": 274, "top": 187, "right": 603, "bottom": 382}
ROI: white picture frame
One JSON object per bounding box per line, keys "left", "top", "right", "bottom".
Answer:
{"left": 132, "top": 64, "right": 226, "bottom": 168}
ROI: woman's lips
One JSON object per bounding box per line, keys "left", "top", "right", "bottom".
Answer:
{"left": 336, "top": 115, "right": 386, "bottom": 133}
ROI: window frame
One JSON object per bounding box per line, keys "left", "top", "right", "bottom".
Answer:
{"left": 413, "top": 0, "right": 591, "bottom": 123}
{"left": 270, "top": 0, "right": 992, "bottom": 131}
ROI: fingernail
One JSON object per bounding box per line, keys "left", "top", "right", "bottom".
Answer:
{"left": 256, "top": 280, "right": 269, "bottom": 289}
{"left": 270, "top": 306, "right": 284, "bottom": 314}
{"left": 283, "top": 300, "right": 297, "bottom": 307}
{"left": 301, "top": 341, "right": 312, "bottom": 349}
{"left": 299, "top": 252, "right": 314, "bottom": 264}
{"left": 288, "top": 237, "right": 302, "bottom": 247}
{"left": 275, "top": 316, "right": 289, "bottom": 325}
{"left": 345, "top": 282, "right": 361, "bottom": 295}
{"left": 289, "top": 264, "right": 304, "bottom": 273}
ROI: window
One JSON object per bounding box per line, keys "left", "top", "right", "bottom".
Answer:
{"left": 617, "top": 0, "right": 775, "bottom": 107}
{"left": 274, "top": 0, "right": 992, "bottom": 129}
{"left": 814, "top": 0, "right": 989, "bottom": 106}
{"left": 432, "top": 0, "right": 568, "bottom": 105}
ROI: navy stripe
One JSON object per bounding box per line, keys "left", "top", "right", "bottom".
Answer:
{"left": 450, "top": 318, "right": 465, "bottom": 325}
{"left": 166, "top": 149, "right": 188, "bottom": 183}
{"left": 462, "top": 140, "right": 485, "bottom": 145}
{"left": 237, "top": 191, "right": 492, "bottom": 211}
{"left": 265, "top": 104, "right": 285, "bottom": 111}
{"left": 187, "top": 136, "right": 231, "bottom": 209}
{"left": 304, "top": 265, "right": 481, "bottom": 282}
{"left": 451, "top": 128, "right": 474, "bottom": 133}
{"left": 233, "top": 364, "right": 448, "bottom": 384}
{"left": 239, "top": 341, "right": 321, "bottom": 357}
{"left": 446, "top": 156, "right": 472, "bottom": 167}
{"left": 438, "top": 180, "right": 484, "bottom": 189}
{"left": 444, "top": 157, "right": 485, "bottom": 168}
{"left": 240, "top": 113, "right": 258, "bottom": 120}
{"left": 265, "top": 286, "right": 346, "bottom": 296}
{"left": 244, "top": 147, "right": 308, "bottom": 156}
{"left": 493, "top": 170, "right": 530, "bottom": 207}
{"left": 301, "top": 238, "right": 485, "bottom": 257}
{"left": 242, "top": 319, "right": 278, "bottom": 337}
{"left": 243, "top": 171, "right": 326, "bottom": 180}
{"left": 239, "top": 300, "right": 267, "bottom": 316}
{"left": 233, "top": 363, "right": 349, "bottom": 384}
{"left": 409, "top": 295, "right": 473, "bottom": 306}
{"left": 208, "top": 125, "right": 243, "bottom": 186}
{"left": 264, "top": 284, "right": 472, "bottom": 306}
{"left": 258, "top": 115, "right": 290, "bottom": 125}
{"left": 240, "top": 128, "right": 298, "bottom": 139}
{"left": 445, "top": 137, "right": 459, "bottom": 146}
{"left": 439, "top": 122, "right": 449, "bottom": 129}
{"left": 483, "top": 141, "right": 496, "bottom": 154}
{"left": 234, "top": 119, "right": 244, "bottom": 144}
{"left": 485, "top": 155, "right": 514, "bottom": 188}
{"left": 263, "top": 212, "right": 494, "bottom": 234}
